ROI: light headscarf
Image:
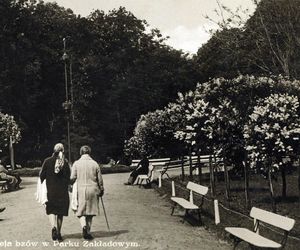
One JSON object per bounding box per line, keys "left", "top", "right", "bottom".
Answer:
{"left": 53, "top": 143, "right": 64, "bottom": 173}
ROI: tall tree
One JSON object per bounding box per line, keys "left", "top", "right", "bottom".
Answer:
{"left": 74, "top": 7, "right": 199, "bottom": 161}
{"left": 195, "top": 0, "right": 300, "bottom": 79}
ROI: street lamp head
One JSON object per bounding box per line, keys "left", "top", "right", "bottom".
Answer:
{"left": 62, "top": 100, "right": 72, "bottom": 111}
{"left": 62, "top": 52, "right": 68, "bottom": 61}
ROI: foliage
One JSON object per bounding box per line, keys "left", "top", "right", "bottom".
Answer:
{"left": 244, "top": 93, "right": 300, "bottom": 166}
{"left": 124, "top": 108, "right": 184, "bottom": 158}
{"left": 0, "top": 1, "right": 199, "bottom": 162}
{"left": 128, "top": 75, "right": 300, "bottom": 167}
{"left": 244, "top": 0, "right": 300, "bottom": 77}
{"left": 74, "top": 7, "right": 199, "bottom": 161}
{"left": 195, "top": 0, "right": 300, "bottom": 79}
{"left": 0, "top": 112, "right": 21, "bottom": 150}
{"left": 174, "top": 92, "right": 210, "bottom": 148}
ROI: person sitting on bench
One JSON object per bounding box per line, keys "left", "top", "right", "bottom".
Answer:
{"left": 124, "top": 155, "right": 149, "bottom": 185}
{"left": 0, "top": 161, "right": 20, "bottom": 190}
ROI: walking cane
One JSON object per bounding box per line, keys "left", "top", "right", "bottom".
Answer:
{"left": 100, "top": 197, "right": 110, "bottom": 231}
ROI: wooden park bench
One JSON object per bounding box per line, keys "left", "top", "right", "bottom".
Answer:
{"left": 130, "top": 158, "right": 170, "bottom": 184}
{"left": 0, "top": 180, "right": 8, "bottom": 191}
{"left": 129, "top": 158, "right": 170, "bottom": 186}
{"left": 130, "top": 158, "right": 171, "bottom": 168}
{"left": 156, "top": 158, "right": 191, "bottom": 187}
{"left": 225, "top": 207, "right": 295, "bottom": 249}
{"left": 6, "top": 165, "right": 12, "bottom": 171}
{"left": 157, "top": 155, "right": 224, "bottom": 187}
{"left": 136, "top": 164, "right": 155, "bottom": 187}
{"left": 170, "top": 181, "right": 208, "bottom": 223}
{"left": 16, "top": 164, "right": 22, "bottom": 169}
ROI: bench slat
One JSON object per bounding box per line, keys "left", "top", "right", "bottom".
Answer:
{"left": 130, "top": 158, "right": 171, "bottom": 167}
{"left": 187, "top": 181, "right": 208, "bottom": 195}
{"left": 149, "top": 158, "right": 170, "bottom": 162}
{"left": 171, "top": 197, "right": 199, "bottom": 209}
{"left": 250, "top": 207, "right": 295, "bottom": 231}
{"left": 137, "top": 175, "right": 148, "bottom": 179}
{"left": 225, "top": 227, "right": 281, "bottom": 248}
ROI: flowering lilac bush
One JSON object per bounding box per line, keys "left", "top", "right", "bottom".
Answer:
{"left": 174, "top": 92, "right": 210, "bottom": 148}
{"left": 0, "top": 113, "right": 21, "bottom": 150}
{"left": 125, "top": 75, "right": 300, "bottom": 166}
{"left": 244, "top": 93, "right": 300, "bottom": 166}
{"left": 124, "top": 108, "right": 184, "bottom": 158}
{"left": 124, "top": 74, "right": 300, "bottom": 204}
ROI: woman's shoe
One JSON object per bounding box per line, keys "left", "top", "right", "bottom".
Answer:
{"left": 57, "top": 233, "right": 63, "bottom": 241}
{"left": 52, "top": 227, "right": 58, "bottom": 241}
{"left": 82, "top": 226, "right": 89, "bottom": 239}
{"left": 86, "top": 233, "right": 94, "bottom": 240}
{"left": 82, "top": 226, "right": 94, "bottom": 240}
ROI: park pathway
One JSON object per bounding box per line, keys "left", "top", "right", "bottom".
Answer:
{"left": 0, "top": 173, "right": 230, "bottom": 250}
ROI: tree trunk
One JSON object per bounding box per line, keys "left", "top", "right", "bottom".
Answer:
{"left": 189, "top": 147, "right": 193, "bottom": 180}
{"left": 9, "top": 136, "right": 15, "bottom": 171}
{"left": 209, "top": 155, "right": 216, "bottom": 198}
{"left": 197, "top": 154, "right": 202, "bottom": 184}
{"left": 298, "top": 164, "right": 300, "bottom": 205}
{"left": 243, "top": 161, "right": 250, "bottom": 209}
{"left": 281, "top": 166, "right": 287, "bottom": 199}
{"left": 181, "top": 155, "right": 185, "bottom": 182}
{"left": 213, "top": 154, "right": 219, "bottom": 183}
{"left": 224, "top": 160, "right": 230, "bottom": 201}
{"left": 268, "top": 164, "right": 276, "bottom": 213}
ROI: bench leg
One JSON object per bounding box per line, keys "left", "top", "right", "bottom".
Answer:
{"left": 235, "top": 241, "right": 258, "bottom": 250}
{"left": 158, "top": 175, "right": 162, "bottom": 188}
{"left": 249, "top": 244, "right": 259, "bottom": 250}
{"left": 185, "top": 209, "right": 189, "bottom": 217}
{"left": 139, "top": 179, "right": 144, "bottom": 188}
{"left": 181, "top": 209, "right": 189, "bottom": 223}
{"left": 171, "top": 203, "right": 177, "bottom": 215}
{"left": 1, "top": 183, "right": 8, "bottom": 192}
{"left": 197, "top": 209, "right": 203, "bottom": 225}
{"left": 233, "top": 237, "right": 242, "bottom": 250}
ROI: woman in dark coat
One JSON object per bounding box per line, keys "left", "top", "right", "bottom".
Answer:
{"left": 40, "top": 143, "right": 70, "bottom": 241}
{"left": 124, "top": 155, "right": 149, "bottom": 185}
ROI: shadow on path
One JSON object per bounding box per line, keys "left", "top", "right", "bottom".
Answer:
{"left": 22, "top": 181, "right": 37, "bottom": 186}
{"left": 63, "top": 230, "right": 129, "bottom": 239}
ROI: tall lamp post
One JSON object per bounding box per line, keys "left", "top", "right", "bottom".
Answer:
{"left": 62, "top": 38, "right": 72, "bottom": 163}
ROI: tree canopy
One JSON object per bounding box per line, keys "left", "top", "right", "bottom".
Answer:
{"left": 1, "top": 0, "right": 300, "bottom": 165}
{"left": 194, "top": 0, "right": 300, "bottom": 80}
{"left": 0, "top": 0, "right": 199, "bottom": 163}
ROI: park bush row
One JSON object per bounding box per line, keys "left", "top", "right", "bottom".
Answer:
{"left": 124, "top": 74, "right": 300, "bottom": 211}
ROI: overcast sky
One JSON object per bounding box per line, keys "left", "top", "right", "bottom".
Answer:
{"left": 43, "top": 0, "right": 256, "bottom": 54}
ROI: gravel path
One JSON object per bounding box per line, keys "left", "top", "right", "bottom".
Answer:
{"left": 0, "top": 173, "right": 231, "bottom": 250}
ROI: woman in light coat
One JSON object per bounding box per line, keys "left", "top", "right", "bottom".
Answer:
{"left": 70, "top": 145, "right": 104, "bottom": 240}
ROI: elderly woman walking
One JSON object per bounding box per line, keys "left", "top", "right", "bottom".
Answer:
{"left": 40, "top": 143, "right": 70, "bottom": 241}
{"left": 71, "top": 145, "right": 104, "bottom": 240}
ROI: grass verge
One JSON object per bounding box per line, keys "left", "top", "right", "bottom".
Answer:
{"left": 155, "top": 172, "right": 300, "bottom": 250}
